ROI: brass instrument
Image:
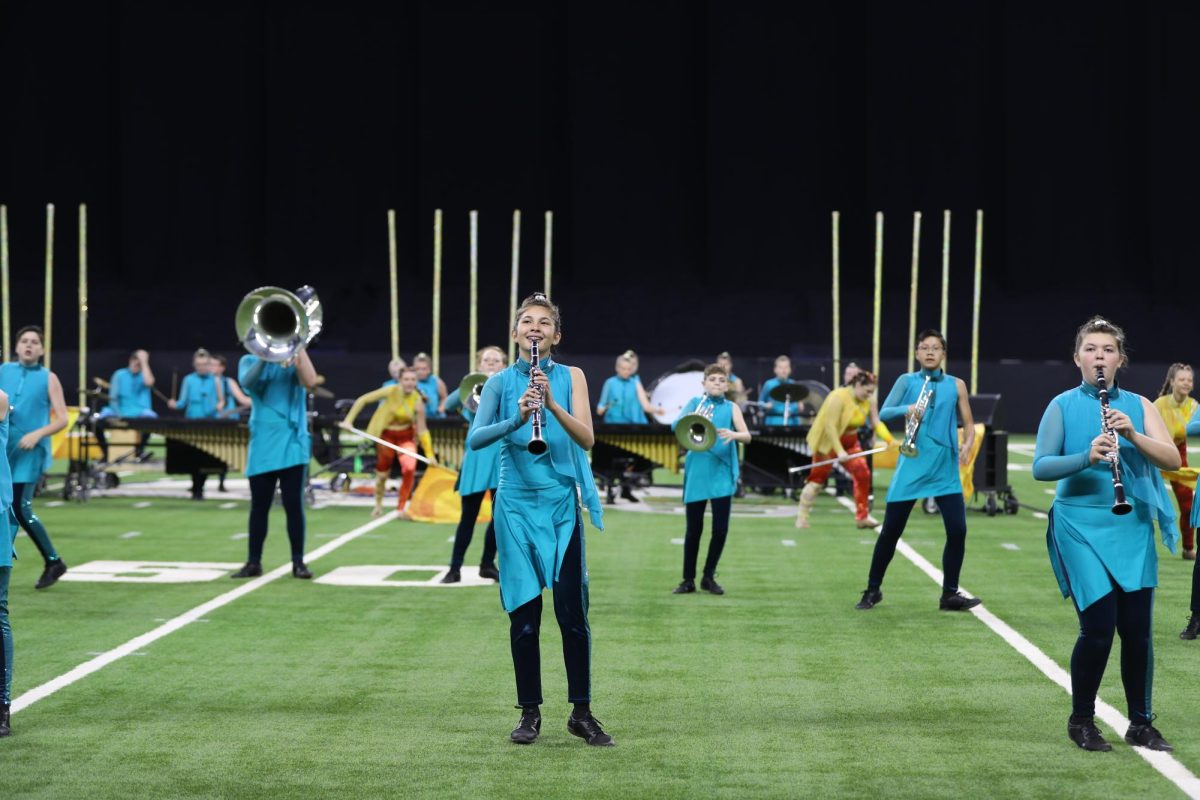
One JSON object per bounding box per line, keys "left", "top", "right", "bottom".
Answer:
{"left": 899, "top": 375, "right": 933, "bottom": 458}
{"left": 457, "top": 372, "right": 488, "bottom": 414}
{"left": 1095, "top": 367, "right": 1133, "bottom": 515}
{"left": 675, "top": 397, "right": 718, "bottom": 452}
{"left": 235, "top": 285, "right": 323, "bottom": 362}
{"left": 527, "top": 338, "right": 548, "bottom": 455}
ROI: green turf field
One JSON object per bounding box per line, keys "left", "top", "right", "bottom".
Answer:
{"left": 4, "top": 439, "right": 1199, "bottom": 798}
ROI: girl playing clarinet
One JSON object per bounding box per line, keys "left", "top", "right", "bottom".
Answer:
{"left": 1032, "top": 317, "right": 1178, "bottom": 752}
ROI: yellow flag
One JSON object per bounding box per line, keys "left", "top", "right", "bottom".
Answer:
{"left": 407, "top": 465, "right": 493, "bottom": 524}
{"left": 959, "top": 423, "right": 985, "bottom": 501}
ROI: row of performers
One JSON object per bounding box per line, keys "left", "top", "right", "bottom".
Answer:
{"left": 0, "top": 307, "right": 1192, "bottom": 755}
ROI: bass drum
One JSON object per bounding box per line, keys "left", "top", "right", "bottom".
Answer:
{"left": 648, "top": 370, "right": 706, "bottom": 426}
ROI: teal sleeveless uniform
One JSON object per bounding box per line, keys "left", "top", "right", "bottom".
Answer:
{"left": 468, "top": 356, "right": 603, "bottom": 612}
{"left": 445, "top": 390, "right": 500, "bottom": 495}
{"left": 675, "top": 395, "right": 738, "bottom": 503}
{"left": 417, "top": 374, "right": 444, "bottom": 418}
{"left": 0, "top": 363, "right": 52, "bottom": 483}
{"left": 176, "top": 372, "right": 221, "bottom": 419}
{"left": 879, "top": 368, "right": 962, "bottom": 502}
{"left": 239, "top": 356, "right": 311, "bottom": 477}
{"left": 1034, "top": 382, "right": 1177, "bottom": 611}
{"left": 0, "top": 400, "right": 13, "bottom": 705}
{"left": 598, "top": 375, "right": 649, "bottom": 424}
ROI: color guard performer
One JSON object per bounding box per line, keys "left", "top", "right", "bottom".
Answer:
{"left": 855, "top": 330, "right": 978, "bottom": 611}
{"left": 1032, "top": 317, "right": 1178, "bottom": 752}
{"left": 467, "top": 292, "right": 613, "bottom": 747}
{"left": 0, "top": 326, "right": 69, "bottom": 589}
{"left": 1153, "top": 364, "right": 1196, "bottom": 559}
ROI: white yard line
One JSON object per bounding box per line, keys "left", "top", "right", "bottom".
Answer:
{"left": 840, "top": 495, "right": 1200, "bottom": 798}
{"left": 11, "top": 511, "right": 400, "bottom": 715}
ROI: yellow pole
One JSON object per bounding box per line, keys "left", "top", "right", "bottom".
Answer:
{"left": 469, "top": 210, "right": 479, "bottom": 371}
{"left": 971, "top": 209, "right": 984, "bottom": 394}
{"left": 908, "top": 211, "right": 922, "bottom": 370}
{"left": 872, "top": 212, "right": 883, "bottom": 379}
{"left": 941, "top": 210, "right": 951, "bottom": 370}
{"left": 507, "top": 210, "right": 521, "bottom": 363}
{"left": 831, "top": 211, "right": 840, "bottom": 385}
{"left": 387, "top": 210, "right": 399, "bottom": 362}
{"left": 0, "top": 205, "right": 9, "bottom": 362}
{"left": 79, "top": 204, "right": 88, "bottom": 408}
{"left": 44, "top": 203, "right": 54, "bottom": 371}
{"left": 432, "top": 208, "right": 443, "bottom": 377}
{"left": 543, "top": 211, "right": 553, "bottom": 298}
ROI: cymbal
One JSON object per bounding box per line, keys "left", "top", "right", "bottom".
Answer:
{"left": 767, "top": 382, "right": 809, "bottom": 403}
{"left": 93, "top": 376, "right": 112, "bottom": 389}
{"left": 311, "top": 386, "right": 334, "bottom": 399}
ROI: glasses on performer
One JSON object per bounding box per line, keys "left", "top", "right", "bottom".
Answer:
{"left": 916, "top": 345, "right": 944, "bottom": 353}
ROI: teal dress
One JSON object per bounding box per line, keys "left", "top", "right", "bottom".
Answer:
{"left": 418, "top": 374, "right": 444, "bottom": 418}
{"left": 0, "top": 406, "right": 14, "bottom": 568}
{"left": 239, "top": 356, "right": 311, "bottom": 477}
{"left": 761, "top": 377, "right": 802, "bottom": 427}
{"left": 468, "top": 356, "right": 603, "bottom": 612}
{"left": 445, "top": 390, "right": 500, "bottom": 495}
{"left": 598, "top": 375, "right": 649, "bottom": 424}
{"left": 1034, "top": 382, "right": 1177, "bottom": 611}
{"left": 0, "top": 362, "right": 52, "bottom": 483}
{"left": 176, "top": 373, "right": 221, "bottom": 419}
{"left": 879, "top": 368, "right": 962, "bottom": 502}
{"left": 675, "top": 395, "right": 738, "bottom": 503}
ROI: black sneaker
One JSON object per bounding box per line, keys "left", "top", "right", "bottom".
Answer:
{"left": 478, "top": 564, "right": 499, "bottom": 581}
{"left": 35, "top": 560, "right": 68, "bottom": 590}
{"left": 940, "top": 591, "right": 981, "bottom": 611}
{"left": 620, "top": 486, "right": 640, "bottom": 503}
{"left": 1181, "top": 614, "right": 1200, "bottom": 640}
{"left": 672, "top": 580, "right": 696, "bottom": 594}
{"left": 567, "top": 713, "right": 615, "bottom": 746}
{"left": 700, "top": 575, "right": 725, "bottom": 595}
{"left": 0, "top": 703, "right": 10, "bottom": 737}
{"left": 231, "top": 563, "right": 263, "bottom": 579}
{"left": 292, "top": 562, "right": 313, "bottom": 579}
{"left": 1068, "top": 716, "right": 1112, "bottom": 752}
{"left": 510, "top": 707, "right": 541, "bottom": 744}
{"left": 855, "top": 588, "right": 882, "bottom": 610}
{"left": 440, "top": 568, "right": 462, "bottom": 584}
{"left": 1126, "top": 719, "right": 1173, "bottom": 752}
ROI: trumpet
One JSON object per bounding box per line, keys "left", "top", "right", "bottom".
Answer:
{"left": 1095, "top": 367, "right": 1133, "bottom": 515}
{"left": 457, "top": 372, "right": 488, "bottom": 414}
{"left": 527, "top": 338, "right": 548, "bottom": 455}
{"left": 235, "top": 285, "right": 323, "bottom": 363}
{"left": 675, "top": 397, "right": 718, "bottom": 452}
{"left": 899, "top": 375, "right": 933, "bottom": 458}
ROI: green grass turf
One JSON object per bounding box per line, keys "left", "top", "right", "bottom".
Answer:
{"left": 2, "top": 437, "right": 1197, "bottom": 798}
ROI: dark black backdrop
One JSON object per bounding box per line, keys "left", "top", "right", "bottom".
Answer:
{"left": 1, "top": 1, "right": 1197, "bottom": 380}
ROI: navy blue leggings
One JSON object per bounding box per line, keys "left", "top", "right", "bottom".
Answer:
{"left": 508, "top": 515, "right": 590, "bottom": 706}
{"left": 1072, "top": 587, "right": 1154, "bottom": 723}
{"left": 449, "top": 491, "right": 497, "bottom": 569}
{"left": 247, "top": 465, "right": 307, "bottom": 564}
{"left": 683, "top": 496, "right": 731, "bottom": 581}
{"left": 1191, "top": 557, "right": 1200, "bottom": 614}
{"left": 867, "top": 493, "right": 968, "bottom": 594}
{"left": 0, "top": 566, "right": 10, "bottom": 704}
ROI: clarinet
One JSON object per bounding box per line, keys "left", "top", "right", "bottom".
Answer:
{"left": 1095, "top": 367, "right": 1133, "bottom": 515}
{"left": 527, "top": 338, "right": 548, "bottom": 455}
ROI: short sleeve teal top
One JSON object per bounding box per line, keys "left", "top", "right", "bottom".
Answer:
{"left": 879, "top": 368, "right": 962, "bottom": 501}
{"left": 239, "top": 355, "right": 311, "bottom": 477}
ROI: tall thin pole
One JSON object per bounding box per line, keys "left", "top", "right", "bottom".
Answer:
{"left": 1, "top": 205, "right": 9, "bottom": 362}
{"left": 44, "top": 203, "right": 54, "bottom": 371}
{"left": 941, "top": 210, "right": 951, "bottom": 369}
{"left": 387, "top": 210, "right": 399, "bottom": 362}
{"left": 78, "top": 204, "right": 88, "bottom": 408}
{"left": 971, "top": 210, "right": 984, "bottom": 395}
{"left": 872, "top": 212, "right": 883, "bottom": 379}
{"left": 432, "top": 208, "right": 443, "bottom": 377}
{"left": 507, "top": 210, "right": 521, "bottom": 363}
{"left": 908, "top": 211, "right": 922, "bottom": 370}
{"left": 831, "top": 211, "right": 840, "bottom": 384}
{"left": 469, "top": 210, "right": 479, "bottom": 370}
{"left": 543, "top": 211, "right": 553, "bottom": 298}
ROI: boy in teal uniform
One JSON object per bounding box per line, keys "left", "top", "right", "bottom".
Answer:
{"left": 0, "top": 326, "right": 69, "bottom": 589}
{"left": 232, "top": 348, "right": 319, "bottom": 579}
{"left": 413, "top": 353, "right": 447, "bottom": 418}
{"left": 761, "top": 355, "right": 805, "bottom": 426}
{"left": 468, "top": 293, "right": 613, "bottom": 747}
{"left": 856, "top": 330, "right": 978, "bottom": 611}
{"left": 671, "top": 365, "right": 751, "bottom": 595}
{"left": 169, "top": 349, "right": 225, "bottom": 499}
{"left": 0, "top": 387, "right": 16, "bottom": 735}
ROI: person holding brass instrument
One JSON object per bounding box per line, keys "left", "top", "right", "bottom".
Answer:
{"left": 467, "top": 292, "right": 612, "bottom": 747}
{"left": 1031, "top": 317, "right": 1179, "bottom": 752}
{"left": 671, "top": 364, "right": 751, "bottom": 596}
{"left": 340, "top": 367, "right": 436, "bottom": 519}
{"left": 441, "top": 345, "right": 506, "bottom": 582}
{"left": 1153, "top": 364, "right": 1196, "bottom": 560}
{"left": 796, "top": 371, "right": 893, "bottom": 529}
{"left": 596, "top": 350, "right": 663, "bottom": 424}
{"left": 855, "top": 330, "right": 977, "bottom": 612}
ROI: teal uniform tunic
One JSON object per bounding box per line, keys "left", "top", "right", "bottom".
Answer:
{"left": 761, "top": 377, "right": 802, "bottom": 427}
{"left": 176, "top": 372, "right": 221, "bottom": 419}
{"left": 0, "top": 407, "right": 14, "bottom": 568}
{"left": 0, "top": 362, "right": 52, "bottom": 483}
{"left": 598, "top": 375, "right": 649, "bottom": 424}
{"left": 675, "top": 394, "right": 738, "bottom": 503}
{"left": 445, "top": 389, "right": 500, "bottom": 495}
{"left": 239, "top": 356, "right": 311, "bottom": 478}
{"left": 468, "top": 356, "right": 603, "bottom": 612}
{"left": 220, "top": 376, "right": 237, "bottom": 414}
{"left": 111, "top": 368, "right": 153, "bottom": 416}
{"left": 418, "top": 374, "right": 444, "bottom": 418}
{"left": 1034, "top": 382, "right": 1177, "bottom": 611}
{"left": 879, "top": 368, "right": 962, "bottom": 502}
